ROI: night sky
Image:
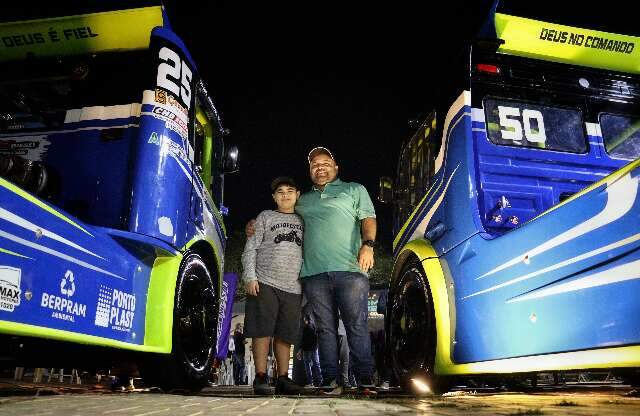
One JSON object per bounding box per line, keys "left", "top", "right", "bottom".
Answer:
{"left": 166, "top": 1, "right": 494, "bottom": 243}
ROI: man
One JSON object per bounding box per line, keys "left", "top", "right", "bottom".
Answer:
{"left": 232, "top": 323, "right": 246, "bottom": 385}
{"left": 298, "top": 146, "right": 377, "bottom": 393}
{"left": 249, "top": 146, "right": 377, "bottom": 394}
{"left": 297, "top": 314, "right": 323, "bottom": 387}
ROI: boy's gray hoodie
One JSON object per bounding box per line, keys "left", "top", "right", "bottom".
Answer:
{"left": 241, "top": 210, "right": 303, "bottom": 294}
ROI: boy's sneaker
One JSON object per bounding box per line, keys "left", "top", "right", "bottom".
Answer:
{"left": 253, "top": 374, "right": 274, "bottom": 395}
{"left": 275, "top": 376, "right": 305, "bottom": 395}
{"left": 319, "top": 379, "right": 343, "bottom": 395}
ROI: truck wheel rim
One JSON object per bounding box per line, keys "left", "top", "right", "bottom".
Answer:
{"left": 177, "top": 272, "right": 216, "bottom": 371}
{"left": 390, "top": 268, "right": 433, "bottom": 375}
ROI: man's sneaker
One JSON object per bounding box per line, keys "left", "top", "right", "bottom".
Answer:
{"left": 358, "top": 376, "right": 378, "bottom": 395}
{"left": 253, "top": 374, "right": 274, "bottom": 395}
{"left": 319, "top": 379, "right": 343, "bottom": 395}
{"left": 343, "top": 384, "right": 358, "bottom": 394}
{"left": 380, "top": 380, "right": 390, "bottom": 390}
{"left": 275, "top": 376, "right": 305, "bottom": 395}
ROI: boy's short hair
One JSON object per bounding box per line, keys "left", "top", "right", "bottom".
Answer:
{"left": 271, "top": 176, "right": 297, "bottom": 192}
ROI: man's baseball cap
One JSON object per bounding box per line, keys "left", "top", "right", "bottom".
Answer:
{"left": 271, "top": 176, "right": 297, "bottom": 192}
{"left": 307, "top": 146, "right": 335, "bottom": 163}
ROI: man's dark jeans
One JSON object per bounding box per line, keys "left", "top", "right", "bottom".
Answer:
{"left": 302, "top": 271, "right": 373, "bottom": 384}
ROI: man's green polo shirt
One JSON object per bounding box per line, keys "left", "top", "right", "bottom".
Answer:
{"left": 295, "top": 178, "right": 376, "bottom": 278}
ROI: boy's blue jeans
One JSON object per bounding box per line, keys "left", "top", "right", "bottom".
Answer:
{"left": 302, "top": 271, "right": 373, "bottom": 384}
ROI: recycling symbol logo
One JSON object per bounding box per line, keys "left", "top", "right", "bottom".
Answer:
{"left": 60, "top": 270, "right": 75, "bottom": 297}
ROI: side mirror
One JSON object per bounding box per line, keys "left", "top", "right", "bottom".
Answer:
{"left": 378, "top": 176, "right": 393, "bottom": 203}
{"left": 224, "top": 145, "right": 239, "bottom": 173}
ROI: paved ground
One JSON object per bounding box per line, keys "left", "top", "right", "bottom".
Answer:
{"left": 1, "top": 380, "right": 639, "bottom": 415}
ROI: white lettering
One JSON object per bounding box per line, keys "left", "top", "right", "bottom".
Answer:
{"left": 41, "top": 292, "right": 87, "bottom": 319}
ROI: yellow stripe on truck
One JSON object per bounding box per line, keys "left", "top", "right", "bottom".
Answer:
{"left": 0, "top": 177, "right": 93, "bottom": 236}
{"left": 495, "top": 13, "right": 640, "bottom": 75}
{"left": 0, "top": 6, "right": 164, "bottom": 62}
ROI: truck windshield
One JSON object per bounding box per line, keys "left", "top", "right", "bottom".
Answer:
{"left": 484, "top": 98, "right": 587, "bottom": 153}
{"left": 0, "top": 51, "right": 149, "bottom": 134}
{"left": 600, "top": 113, "right": 640, "bottom": 160}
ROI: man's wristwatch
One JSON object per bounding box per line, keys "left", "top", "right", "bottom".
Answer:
{"left": 362, "top": 240, "right": 376, "bottom": 248}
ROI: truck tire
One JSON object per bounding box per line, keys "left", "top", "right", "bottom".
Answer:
{"left": 141, "top": 252, "right": 217, "bottom": 391}
{"left": 387, "top": 259, "right": 448, "bottom": 394}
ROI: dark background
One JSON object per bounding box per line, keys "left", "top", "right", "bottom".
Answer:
{"left": 164, "top": 1, "right": 494, "bottom": 243}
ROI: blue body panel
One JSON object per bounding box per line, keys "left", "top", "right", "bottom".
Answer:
{"left": 129, "top": 99, "right": 193, "bottom": 248}
{"left": 394, "top": 91, "right": 640, "bottom": 363}
{"left": 0, "top": 180, "right": 150, "bottom": 343}
{"left": 0, "top": 118, "right": 137, "bottom": 229}
{"left": 129, "top": 28, "right": 196, "bottom": 248}
{"left": 451, "top": 167, "right": 640, "bottom": 361}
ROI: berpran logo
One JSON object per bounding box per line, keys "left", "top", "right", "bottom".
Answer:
{"left": 0, "top": 266, "right": 21, "bottom": 312}
{"left": 41, "top": 270, "right": 86, "bottom": 322}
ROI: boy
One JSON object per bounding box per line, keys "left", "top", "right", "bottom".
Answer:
{"left": 241, "top": 176, "right": 305, "bottom": 395}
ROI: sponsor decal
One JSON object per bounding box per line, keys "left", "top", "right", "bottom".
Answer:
{"left": 154, "top": 88, "right": 188, "bottom": 118}
{"left": 148, "top": 132, "right": 161, "bottom": 145}
{"left": 94, "top": 285, "right": 136, "bottom": 332}
{"left": 0, "top": 140, "right": 38, "bottom": 153}
{"left": 216, "top": 279, "right": 229, "bottom": 346}
{"left": 151, "top": 106, "right": 188, "bottom": 139}
{"left": 40, "top": 270, "right": 86, "bottom": 322}
{"left": 0, "top": 136, "right": 49, "bottom": 160}
{"left": 154, "top": 88, "right": 167, "bottom": 104}
{"left": 150, "top": 43, "right": 193, "bottom": 141}
{"left": 147, "top": 132, "right": 190, "bottom": 165}
{"left": 0, "top": 266, "right": 21, "bottom": 312}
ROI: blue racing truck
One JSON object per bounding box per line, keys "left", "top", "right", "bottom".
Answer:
{"left": 381, "top": 1, "right": 640, "bottom": 393}
{"left": 0, "top": 3, "right": 237, "bottom": 390}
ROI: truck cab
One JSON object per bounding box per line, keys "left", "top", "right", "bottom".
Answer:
{"left": 382, "top": 0, "right": 640, "bottom": 393}
{"left": 0, "top": 3, "right": 237, "bottom": 390}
